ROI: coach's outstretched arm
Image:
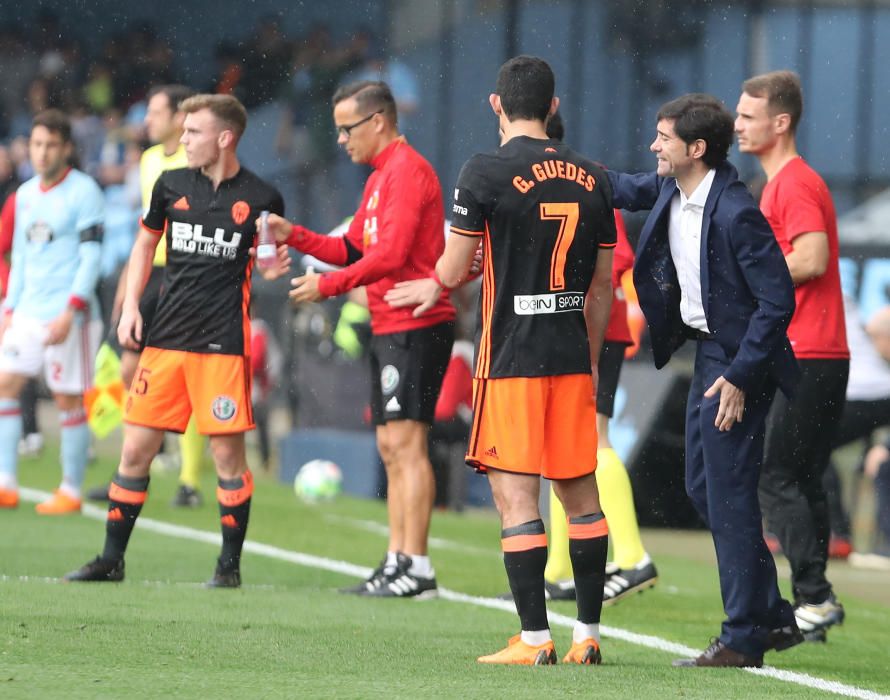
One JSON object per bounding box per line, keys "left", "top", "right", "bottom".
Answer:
{"left": 606, "top": 170, "right": 663, "bottom": 213}
{"left": 385, "top": 232, "right": 477, "bottom": 317}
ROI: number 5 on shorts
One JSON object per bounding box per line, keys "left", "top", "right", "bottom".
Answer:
{"left": 133, "top": 367, "right": 151, "bottom": 395}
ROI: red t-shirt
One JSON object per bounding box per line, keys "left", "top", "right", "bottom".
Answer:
{"left": 760, "top": 157, "right": 848, "bottom": 359}
{"left": 0, "top": 192, "right": 15, "bottom": 297}
{"left": 287, "top": 138, "right": 455, "bottom": 335}
{"left": 604, "top": 210, "right": 633, "bottom": 344}
{"left": 434, "top": 342, "right": 474, "bottom": 422}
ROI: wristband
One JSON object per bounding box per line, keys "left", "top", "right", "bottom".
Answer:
{"left": 431, "top": 270, "right": 452, "bottom": 290}
{"left": 68, "top": 295, "right": 88, "bottom": 312}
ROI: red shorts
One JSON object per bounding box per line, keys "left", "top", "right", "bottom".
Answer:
{"left": 124, "top": 347, "right": 254, "bottom": 435}
{"left": 465, "top": 374, "right": 598, "bottom": 479}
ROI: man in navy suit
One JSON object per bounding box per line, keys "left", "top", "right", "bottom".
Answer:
{"left": 608, "top": 94, "right": 802, "bottom": 667}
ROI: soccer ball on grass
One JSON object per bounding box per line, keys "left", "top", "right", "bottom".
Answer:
{"left": 294, "top": 459, "right": 343, "bottom": 502}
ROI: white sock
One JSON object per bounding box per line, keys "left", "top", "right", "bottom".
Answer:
{"left": 521, "top": 629, "right": 552, "bottom": 646}
{"left": 0, "top": 472, "right": 16, "bottom": 490}
{"left": 59, "top": 481, "right": 81, "bottom": 500}
{"left": 385, "top": 551, "right": 398, "bottom": 572}
{"left": 408, "top": 554, "right": 433, "bottom": 578}
{"left": 573, "top": 621, "right": 600, "bottom": 644}
{"left": 633, "top": 553, "right": 652, "bottom": 570}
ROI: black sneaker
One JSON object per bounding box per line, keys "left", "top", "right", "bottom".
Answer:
{"left": 206, "top": 563, "right": 241, "bottom": 588}
{"left": 496, "top": 579, "right": 576, "bottom": 602}
{"left": 766, "top": 621, "right": 805, "bottom": 652}
{"left": 368, "top": 553, "right": 438, "bottom": 599}
{"left": 64, "top": 556, "right": 124, "bottom": 582}
{"left": 85, "top": 483, "right": 111, "bottom": 502}
{"left": 544, "top": 579, "right": 576, "bottom": 601}
{"left": 339, "top": 555, "right": 396, "bottom": 595}
{"left": 602, "top": 556, "right": 658, "bottom": 606}
{"left": 171, "top": 484, "right": 202, "bottom": 508}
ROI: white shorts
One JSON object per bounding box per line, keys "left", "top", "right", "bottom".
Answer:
{"left": 0, "top": 313, "right": 103, "bottom": 394}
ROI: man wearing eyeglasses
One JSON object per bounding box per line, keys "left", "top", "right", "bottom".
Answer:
{"left": 264, "top": 81, "right": 455, "bottom": 598}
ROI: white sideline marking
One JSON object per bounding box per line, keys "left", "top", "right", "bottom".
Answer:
{"left": 19, "top": 487, "right": 889, "bottom": 700}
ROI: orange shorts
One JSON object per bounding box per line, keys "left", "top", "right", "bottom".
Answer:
{"left": 124, "top": 347, "right": 254, "bottom": 435}
{"left": 466, "top": 374, "right": 598, "bottom": 479}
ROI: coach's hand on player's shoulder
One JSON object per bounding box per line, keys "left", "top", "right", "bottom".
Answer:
{"left": 257, "top": 213, "right": 293, "bottom": 243}
{"left": 468, "top": 243, "right": 484, "bottom": 278}
{"left": 289, "top": 268, "right": 323, "bottom": 304}
{"left": 45, "top": 308, "right": 75, "bottom": 346}
{"left": 249, "top": 243, "right": 292, "bottom": 280}
{"left": 117, "top": 304, "right": 143, "bottom": 351}
{"left": 704, "top": 375, "right": 745, "bottom": 431}
{"left": 385, "top": 278, "right": 443, "bottom": 318}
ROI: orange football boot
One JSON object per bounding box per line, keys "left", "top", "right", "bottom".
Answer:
{"left": 562, "top": 638, "right": 602, "bottom": 665}
{"left": 35, "top": 490, "right": 82, "bottom": 515}
{"left": 0, "top": 487, "right": 19, "bottom": 508}
{"left": 478, "top": 634, "right": 557, "bottom": 665}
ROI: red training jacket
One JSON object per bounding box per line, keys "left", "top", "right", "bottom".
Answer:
{"left": 286, "top": 138, "right": 455, "bottom": 335}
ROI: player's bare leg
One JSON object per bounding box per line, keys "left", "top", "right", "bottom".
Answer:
{"left": 366, "top": 419, "right": 438, "bottom": 598}
{"left": 382, "top": 420, "right": 434, "bottom": 557}
{"left": 376, "top": 423, "right": 406, "bottom": 554}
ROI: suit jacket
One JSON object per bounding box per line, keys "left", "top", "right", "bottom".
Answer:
{"left": 608, "top": 162, "right": 799, "bottom": 398}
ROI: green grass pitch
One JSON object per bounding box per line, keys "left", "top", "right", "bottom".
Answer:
{"left": 2, "top": 447, "right": 889, "bottom": 699}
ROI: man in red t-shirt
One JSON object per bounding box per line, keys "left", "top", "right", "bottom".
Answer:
{"left": 265, "top": 81, "right": 455, "bottom": 599}
{"left": 736, "top": 70, "right": 849, "bottom": 641}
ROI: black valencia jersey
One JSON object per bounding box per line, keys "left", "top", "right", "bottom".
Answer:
{"left": 140, "top": 167, "right": 284, "bottom": 355}
{"left": 450, "top": 136, "right": 616, "bottom": 378}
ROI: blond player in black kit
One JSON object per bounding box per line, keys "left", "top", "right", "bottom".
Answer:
{"left": 65, "top": 94, "right": 285, "bottom": 587}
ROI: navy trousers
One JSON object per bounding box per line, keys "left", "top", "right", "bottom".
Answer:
{"left": 685, "top": 340, "right": 795, "bottom": 657}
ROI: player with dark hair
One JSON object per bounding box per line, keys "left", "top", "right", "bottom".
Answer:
{"left": 609, "top": 93, "right": 802, "bottom": 667}
{"left": 264, "top": 80, "right": 455, "bottom": 598}
{"left": 736, "top": 70, "right": 849, "bottom": 641}
{"left": 0, "top": 109, "right": 104, "bottom": 513}
{"left": 65, "top": 94, "right": 286, "bottom": 587}
{"left": 391, "top": 56, "right": 616, "bottom": 665}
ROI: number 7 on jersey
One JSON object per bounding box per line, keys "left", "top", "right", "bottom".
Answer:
{"left": 540, "top": 202, "right": 579, "bottom": 291}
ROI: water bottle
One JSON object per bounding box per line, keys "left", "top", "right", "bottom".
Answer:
{"left": 256, "top": 210, "right": 277, "bottom": 271}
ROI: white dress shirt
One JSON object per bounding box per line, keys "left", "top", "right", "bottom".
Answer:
{"left": 668, "top": 169, "right": 715, "bottom": 332}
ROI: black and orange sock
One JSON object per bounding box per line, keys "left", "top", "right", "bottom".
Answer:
{"left": 217, "top": 470, "right": 253, "bottom": 572}
{"left": 568, "top": 512, "right": 609, "bottom": 624}
{"left": 101, "top": 473, "right": 149, "bottom": 562}
{"left": 502, "top": 519, "right": 549, "bottom": 632}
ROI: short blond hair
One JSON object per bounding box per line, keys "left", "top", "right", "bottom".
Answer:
{"left": 180, "top": 94, "right": 247, "bottom": 139}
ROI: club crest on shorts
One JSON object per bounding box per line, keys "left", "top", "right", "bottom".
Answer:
{"left": 381, "top": 364, "right": 400, "bottom": 395}
{"left": 211, "top": 395, "right": 237, "bottom": 421}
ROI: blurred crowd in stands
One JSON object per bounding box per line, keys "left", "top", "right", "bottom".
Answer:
{"left": 0, "top": 11, "right": 418, "bottom": 288}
